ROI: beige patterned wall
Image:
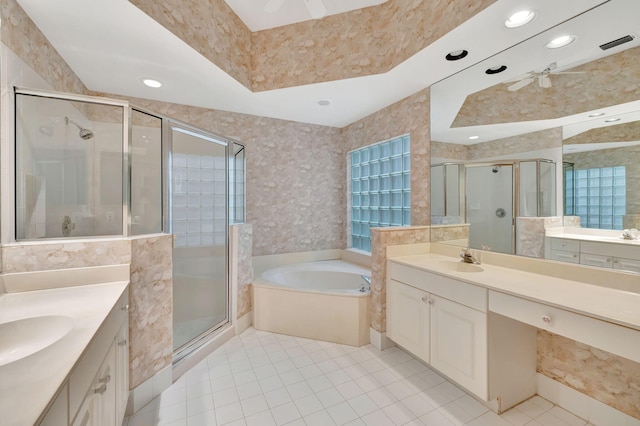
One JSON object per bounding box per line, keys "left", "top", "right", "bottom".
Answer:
{"left": 452, "top": 46, "right": 640, "bottom": 127}
{"left": 1, "top": 240, "right": 131, "bottom": 273}
{"left": 538, "top": 330, "right": 640, "bottom": 420}
{"left": 564, "top": 120, "right": 640, "bottom": 145}
{"left": 515, "top": 217, "right": 562, "bottom": 258}
{"left": 129, "top": 0, "right": 252, "bottom": 89}
{"left": 370, "top": 226, "right": 431, "bottom": 333}
{"left": 0, "top": 0, "right": 86, "bottom": 95}
{"left": 235, "top": 223, "right": 253, "bottom": 318}
{"left": 251, "top": 0, "right": 496, "bottom": 91}
{"left": 430, "top": 224, "right": 469, "bottom": 243}
{"left": 342, "top": 88, "right": 431, "bottom": 228}
{"left": 129, "top": 235, "right": 173, "bottom": 388}
{"left": 432, "top": 128, "right": 562, "bottom": 161}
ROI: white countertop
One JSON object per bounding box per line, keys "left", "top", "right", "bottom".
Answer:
{"left": 0, "top": 280, "right": 129, "bottom": 426}
{"left": 548, "top": 233, "right": 640, "bottom": 246}
{"left": 389, "top": 253, "right": 640, "bottom": 332}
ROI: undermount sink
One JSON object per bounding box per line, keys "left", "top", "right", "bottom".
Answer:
{"left": 0, "top": 316, "right": 74, "bottom": 366}
{"left": 433, "top": 260, "right": 484, "bottom": 273}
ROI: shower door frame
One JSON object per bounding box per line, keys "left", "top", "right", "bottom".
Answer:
{"left": 166, "top": 119, "right": 232, "bottom": 364}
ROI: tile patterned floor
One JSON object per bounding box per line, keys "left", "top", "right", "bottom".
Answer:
{"left": 125, "top": 328, "right": 593, "bottom": 426}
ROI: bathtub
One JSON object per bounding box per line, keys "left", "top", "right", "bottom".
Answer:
{"left": 253, "top": 260, "right": 371, "bottom": 346}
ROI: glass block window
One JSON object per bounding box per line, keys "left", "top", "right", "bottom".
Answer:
{"left": 565, "top": 166, "right": 625, "bottom": 230}
{"left": 350, "top": 135, "right": 410, "bottom": 251}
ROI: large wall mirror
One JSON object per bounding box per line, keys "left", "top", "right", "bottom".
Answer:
{"left": 430, "top": 0, "right": 640, "bottom": 259}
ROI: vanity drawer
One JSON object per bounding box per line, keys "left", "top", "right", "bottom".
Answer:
{"left": 549, "top": 250, "right": 579, "bottom": 264}
{"left": 550, "top": 238, "right": 580, "bottom": 252}
{"left": 613, "top": 257, "right": 640, "bottom": 273}
{"left": 388, "top": 262, "right": 487, "bottom": 312}
{"left": 580, "top": 253, "right": 612, "bottom": 268}
{"left": 489, "top": 290, "right": 640, "bottom": 363}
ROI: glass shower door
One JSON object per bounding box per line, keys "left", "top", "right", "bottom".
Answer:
{"left": 465, "top": 164, "right": 514, "bottom": 254}
{"left": 170, "top": 125, "right": 228, "bottom": 354}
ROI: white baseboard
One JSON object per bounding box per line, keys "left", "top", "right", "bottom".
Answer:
{"left": 369, "top": 327, "right": 395, "bottom": 351}
{"left": 536, "top": 373, "right": 640, "bottom": 426}
{"left": 126, "top": 365, "right": 172, "bottom": 415}
{"left": 236, "top": 310, "right": 253, "bottom": 335}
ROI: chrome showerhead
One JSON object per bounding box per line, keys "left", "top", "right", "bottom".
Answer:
{"left": 65, "top": 116, "right": 94, "bottom": 140}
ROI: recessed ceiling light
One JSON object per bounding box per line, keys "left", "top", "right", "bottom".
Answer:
{"left": 605, "top": 118, "right": 621, "bottom": 123}
{"left": 546, "top": 35, "right": 577, "bottom": 49}
{"left": 505, "top": 10, "right": 536, "bottom": 28}
{"left": 469, "top": 135, "right": 480, "bottom": 140}
{"left": 318, "top": 99, "right": 331, "bottom": 106}
{"left": 446, "top": 50, "right": 469, "bottom": 61}
{"left": 142, "top": 78, "right": 162, "bottom": 88}
{"left": 485, "top": 65, "right": 507, "bottom": 75}
{"left": 588, "top": 112, "right": 605, "bottom": 117}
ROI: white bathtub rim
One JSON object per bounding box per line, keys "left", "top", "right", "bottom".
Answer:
{"left": 259, "top": 260, "right": 371, "bottom": 297}
{"left": 253, "top": 278, "right": 370, "bottom": 298}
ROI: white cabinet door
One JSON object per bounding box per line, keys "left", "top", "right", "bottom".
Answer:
{"left": 430, "top": 295, "right": 487, "bottom": 399}
{"left": 73, "top": 342, "right": 117, "bottom": 426}
{"left": 115, "top": 322, "right": 129, "bottom": 423}
{"left": 39, "top": 383, "right": 68, "bottom": 426}
{"left": 549, "top": 250, "right": 579, "bottom": 264}
{"left": 387, "top": 279, "right": 430, "bottom": 361}
{"left": 613, "top": 257, "right": 640, "bottom": 273}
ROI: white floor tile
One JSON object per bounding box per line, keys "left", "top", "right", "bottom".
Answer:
{"left": 244, "top": 409, "right": 276, "bottom": 426}
{"left": 187, "top": 409, "right": 217, "bottom": 426}
{"left": 304, "top": 409, "right": 338, "bottom": 426}
{"left": 347, "top": 394, "right": 379, "bottom": 417}
{"left": 270, "top": 401, "right": 302, "bottom": 425}
{"left": 239, "top": 394, "right": 269, "bottom": 417}
{"left": 293, "top": 394, "right": 324, "bottom": 416}
{"left": 361, "top": 409, "right": 395, "bottom": 426}
{"left": 317, "top": 387, "right": 347, "bottom": 408}
{"left": 127, "top": 328, "right": 610, "bottom": 426}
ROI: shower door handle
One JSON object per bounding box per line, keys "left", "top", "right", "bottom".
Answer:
{"left": 495, "top": 208, "right": 506, "bottom": 218}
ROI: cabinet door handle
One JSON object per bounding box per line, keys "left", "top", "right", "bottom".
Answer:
{"left": 122, "top": 304, "right": 130, "bottom": 311}
{"left": 542, "top": 315, "right": 551, "bottom": 323}
{"left": 421, "top": 296, "right": 429, "bottom": 304}
{"left": 99, "top": 374, "right": 111, "bottom": 384}
{"left": 94, "top": 384, "right": 107, "bottom": 395}
{"left": 118, "top": 339, "right": 128, "bottom": 346}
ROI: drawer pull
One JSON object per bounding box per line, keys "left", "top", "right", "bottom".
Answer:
{"left": 118, "top": 339, "right": 128, "bottom": 346}
{"left": 99, "top": 374, "right": 111, "bottom": 384}
{"left": 421, "top": 296, "right": 434, "bottom": 305}
{"left": 94, "top": 384, "right": 107, "bottom": 395}
{"left": 122, "top": 304, "right": 130, "bottom": 311}
{"left": 542, "top": 315, "right": 552, "bottom": 323}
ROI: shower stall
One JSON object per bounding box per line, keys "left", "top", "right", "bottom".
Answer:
{"left": 14, "top": 88, "right": 246, "bottom": 363}
{"left": 431, "top": 159, "right": 556, "bottom": 254}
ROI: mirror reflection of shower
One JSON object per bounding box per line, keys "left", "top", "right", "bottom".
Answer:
{"left": 431, "top": 159, "right": 556, "bottom": 254}
{"left": 64, "top": 116, "right": 94, "bottom": 140}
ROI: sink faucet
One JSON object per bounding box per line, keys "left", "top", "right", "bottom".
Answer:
{"left": 460, "top": 248, "right": 480, "bottom": 264}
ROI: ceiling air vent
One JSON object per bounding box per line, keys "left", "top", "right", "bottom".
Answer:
{"left": 599, "top": 35, "right": 634, "bottom": 50}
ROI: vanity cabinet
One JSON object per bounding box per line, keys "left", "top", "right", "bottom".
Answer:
{"left": 387, "top": 279, "right": 430, "bottom": 361}
{"left": 386, "top": 263, "right": 488, "bottom": 400}
{"left": 546, "top": 236, "right": 640, "bottom": 273}
{"left": 429, "top": 294, "right": 487, "bottom": 398}
{"left": 37, "top": 289, "right": 129, "bottom": 426}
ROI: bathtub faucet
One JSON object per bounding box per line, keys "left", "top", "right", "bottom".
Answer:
{"left": 360, "top": 275, "right": 371, "bottom": 292}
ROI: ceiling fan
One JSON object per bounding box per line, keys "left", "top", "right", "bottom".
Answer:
{"left": 505, "top": 62, "right": 586, "bottom": 91}
{"left": 264, "top": 0, "right": 328, "bottom": 19}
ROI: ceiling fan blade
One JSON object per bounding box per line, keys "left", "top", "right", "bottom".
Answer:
{"left": 507, "top": 77, "right": 535, "bottom": 91}
{"left": 503, "top": 72, "right": 534, "bottom": 84}
{"left": 305, "top": 0, "right": 327, "bottom": 19}
{"left": 264, "top": 0, "right": 285, "bottom": 14}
